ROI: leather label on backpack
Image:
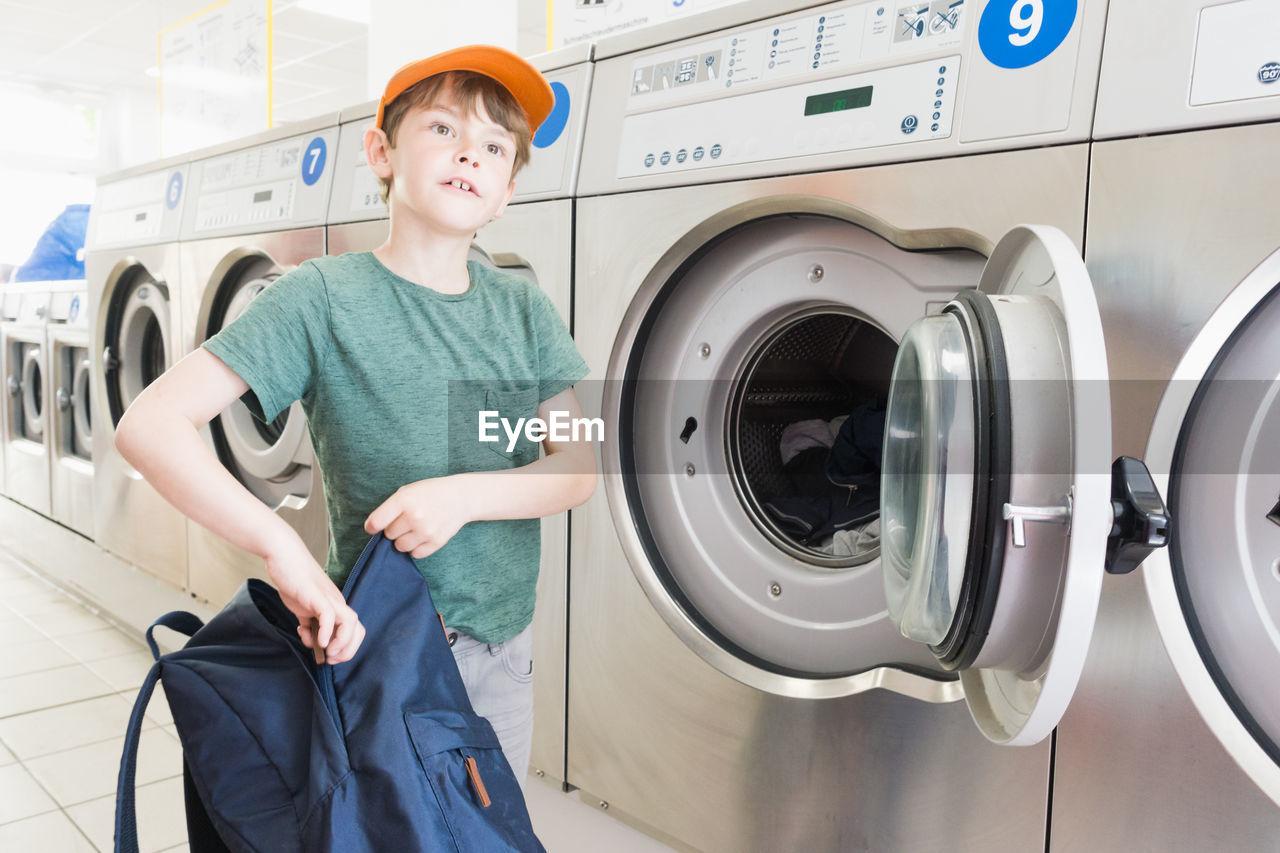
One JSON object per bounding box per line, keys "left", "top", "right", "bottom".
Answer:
{"left": 464, "top": 756, "right": 492, "bottom": 808}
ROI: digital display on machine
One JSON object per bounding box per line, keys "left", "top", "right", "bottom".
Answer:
{"left": 134, "top": 212, "right": 147, "bottom": 221}
{"left": 253, "top": 189, "right": 273, "bottom": 203}
{"left": 803, "top": 86, "right": 874, "bottom": 117}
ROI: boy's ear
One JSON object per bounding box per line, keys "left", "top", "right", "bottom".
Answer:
{"left": 363, "top": 125, "right": 393, "bottom": 179}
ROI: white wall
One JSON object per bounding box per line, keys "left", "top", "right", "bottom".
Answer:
{"left": 367, "top": 0, "right": 520, "bottom": 101}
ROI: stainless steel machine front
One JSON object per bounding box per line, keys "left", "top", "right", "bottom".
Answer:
{"left": 325, "top": 45, "right": 593, "bottom": 786}
{"left": 177, "top": 115, "right": 339, "bottom": 607}
{"left": 1, "top": 283, "right": 53, "bottom": 516}
{"left": 86, "top": 155, "right": 190, "bottom": 588}
{"left": 47, "top": 283, "right": 93, "bottom": 538}
{"left": 569, "top": 1, "right": 1116, "bottom": 849}
{"left": 1051, "top": 1, "right": 1280, "bottom": 847}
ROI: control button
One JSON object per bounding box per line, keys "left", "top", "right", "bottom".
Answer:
{"left": 710, "top": 144, "right": 723, "bottom": 159}
{"left": 932, "top": 112, "right": 941, "bottom": 120}
{"left": 939, "top": 65, "right": 947, "bottom": 73}
{"left": 934, "top": 100, "right": 942, "bottom": 108}
{"left": 936, "top": 88, "right": 944, "bottom": 96}
{"left": 693, "top": 146, "right": 705, "bottom": 161}
{"left": 901, "top": 115, "right": 918, "bottom": 134}
{"left": 676, "top": 148, "right": 688, "bottom": 163}
{"left": 931, "top": 123, "right": 940, "bottom": 132}
{"left": 660, "top": 151, "right": 672, "bottom": 166}
{"left": 937, "top": 77, "right": 946, "bottom": 85}
{"left": 644, "top": 153, "right": 655, "bottom": 168}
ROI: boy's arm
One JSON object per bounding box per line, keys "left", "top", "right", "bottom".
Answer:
{"left": 115, "top": 349, "right": 364, "bottom": 663}
{"left": 365, "top": 387, "right": 597, "bottom": 558}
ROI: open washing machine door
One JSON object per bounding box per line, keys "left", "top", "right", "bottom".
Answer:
{"left": 1142, "top": 249, "right": 1280, "bottom": 806}
{"left": 882, "top": 225, "right": 1167, "bottom": 746}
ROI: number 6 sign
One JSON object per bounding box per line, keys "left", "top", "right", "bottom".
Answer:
{"left": 978, "top": 0, "right": 1077, "bottom": 69}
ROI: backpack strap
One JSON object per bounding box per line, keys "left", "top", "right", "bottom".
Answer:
{"left": 114, "top": 661, "right": 160, "bottom": 853}
{"left": 144, "top": 611, "right": 204, "bottom": 661}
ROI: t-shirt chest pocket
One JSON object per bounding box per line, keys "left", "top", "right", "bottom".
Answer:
{"left": 479, "top": 385, "right": 541, "bottom": 469}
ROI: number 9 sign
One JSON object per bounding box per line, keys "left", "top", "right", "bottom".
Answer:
{"left": 978, "top": 0, "right": 1077, "bottom": 69}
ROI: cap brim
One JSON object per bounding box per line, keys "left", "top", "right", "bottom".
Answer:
{"left": 376, "top": 45, "right": 554, "bottom": 133}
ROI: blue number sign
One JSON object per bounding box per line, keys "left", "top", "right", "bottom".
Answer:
{"left": 302, "top": 137, "right": 327, "bottom": 186}
{"left": 978, "top": 0, "right": 1077, "bottom": 69}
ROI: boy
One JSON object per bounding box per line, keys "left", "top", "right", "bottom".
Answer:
{"left": 115, "top": 45, "right": 596, "bottom": 780}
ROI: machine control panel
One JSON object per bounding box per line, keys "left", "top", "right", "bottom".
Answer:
{"left": 87, "top": 167, "right": 188, "bottom": 249}
{"left": 627, "top": 0, "right": 964, "bottom": 105}
{"left": 582, "top": 0, "right": 1103, "bottom": 193}
{"left": 621, "top": 55, "right": 956, "bottom": 176}
{"left": 183, "top": 127, "right": 338, "bottom": 239}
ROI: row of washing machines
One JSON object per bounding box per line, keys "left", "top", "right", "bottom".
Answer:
{"left": 26, "top": 1, "right": 1280, "bottom": 850}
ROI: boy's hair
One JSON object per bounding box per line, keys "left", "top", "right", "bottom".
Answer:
{"left": 378, "top": 70, "right": 533, "bottom": 206}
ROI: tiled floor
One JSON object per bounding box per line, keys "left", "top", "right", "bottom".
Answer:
{"left": 0, "top": 541, "right": 677, "bottom": 853}
{"left": 0, "top": 555, "right": 187, "bottom": 853}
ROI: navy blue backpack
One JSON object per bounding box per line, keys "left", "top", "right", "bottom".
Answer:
{"left": 115, "top": 533, "right": 545, "bottom": 853}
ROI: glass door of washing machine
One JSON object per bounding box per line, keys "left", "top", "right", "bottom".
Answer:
{"left": 101, "top": 262, "right": 174, "bottom": 430}
{"left": 197, "top": 250, "right": 318, "bottom": 520}
{"left": 882, "top": 225, "right": 1168, "bottom": 745}
{"left": 1141, "top": 248, "right": 1280, "bottom": 806}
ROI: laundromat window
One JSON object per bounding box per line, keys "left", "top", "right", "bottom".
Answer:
{"left": 728, "top": 310, "right": 896, "bottom": 568}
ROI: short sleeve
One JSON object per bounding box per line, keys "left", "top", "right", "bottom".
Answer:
{"left": 528, "top": 285, "right": 589, "bottom": 403}
{"left": 202, "top": 260, "right": 332, "bottom": 422}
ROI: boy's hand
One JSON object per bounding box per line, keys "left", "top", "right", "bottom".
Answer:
{"left": 264, "top": 538, "right": 365, "bottom": 664}
{"left": 364, "top": 477, "right": 470, "bottom": 559}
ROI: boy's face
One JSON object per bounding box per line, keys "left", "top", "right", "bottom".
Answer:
{"left": 368, "top": 81, "right": 518, "bottom": 236}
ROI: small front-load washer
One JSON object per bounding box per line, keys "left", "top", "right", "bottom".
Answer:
{"left": 178, "top": 114, "right": 339, "bottom": 607}
{"left": 86, "top": 154, "right": 190, "bottom": 588}
{"left": 1, "top": 282, "right": 53, "bottom": 516}
{"left": 46, "top": 282, "right": 93, "bottom": 537}
{"left": 563, "top": 2, "right": 1161, "bottom": 850}
{"left": 1048, "top": 1, "right": 1280, "bottom": 848}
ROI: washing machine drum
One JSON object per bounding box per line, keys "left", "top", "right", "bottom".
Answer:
{"left": 1144, "top": 252, "right": 1280, "bottom": 805}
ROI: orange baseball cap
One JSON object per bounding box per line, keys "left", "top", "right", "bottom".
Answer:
{"left": 375, "top": 45, "right": 554, "bottom": 133}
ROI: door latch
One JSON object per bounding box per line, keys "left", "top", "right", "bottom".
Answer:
{"left": 1003, "top": 498, "right": 1073, "bottom": 548}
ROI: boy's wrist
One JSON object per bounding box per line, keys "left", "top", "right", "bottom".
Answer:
{"left": 447, "top": 473, "right": 483, "bottom": 524}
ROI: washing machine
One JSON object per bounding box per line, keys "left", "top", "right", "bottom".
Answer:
{"left": 1048, "top": 1, "right": 1280, "bottom": 849}
{"left": 46, "top": 281, "right": 93, "bottom": 537}
{"left": 177, "top": 115, "right": 339, "bottom": 607}
{"left": 565, "top": 2, "right": 1163, "bottom": 850}
{"left": 1, "top": 282, "right": 53, "bottom": 515}
{"left": 325, "top": 45, "right": 593, "bottom": 784}
{"left": 86, "top": 155, "right": 190, "bottom": 587}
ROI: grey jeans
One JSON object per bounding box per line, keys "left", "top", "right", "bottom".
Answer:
{"left": 447, "top": 624, "right": 535, "bottom": 785}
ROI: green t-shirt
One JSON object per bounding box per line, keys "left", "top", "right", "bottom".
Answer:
{"left": 203, "top": 251, "right": 589, "bottom": 643}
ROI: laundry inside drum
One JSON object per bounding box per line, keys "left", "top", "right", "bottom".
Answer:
{"left": 728, "top": 310, "right": 898, "bottom": 568}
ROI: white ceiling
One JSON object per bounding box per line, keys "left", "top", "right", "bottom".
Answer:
{"left": 0, "top": 0, "right": 548, "bottom": 125}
